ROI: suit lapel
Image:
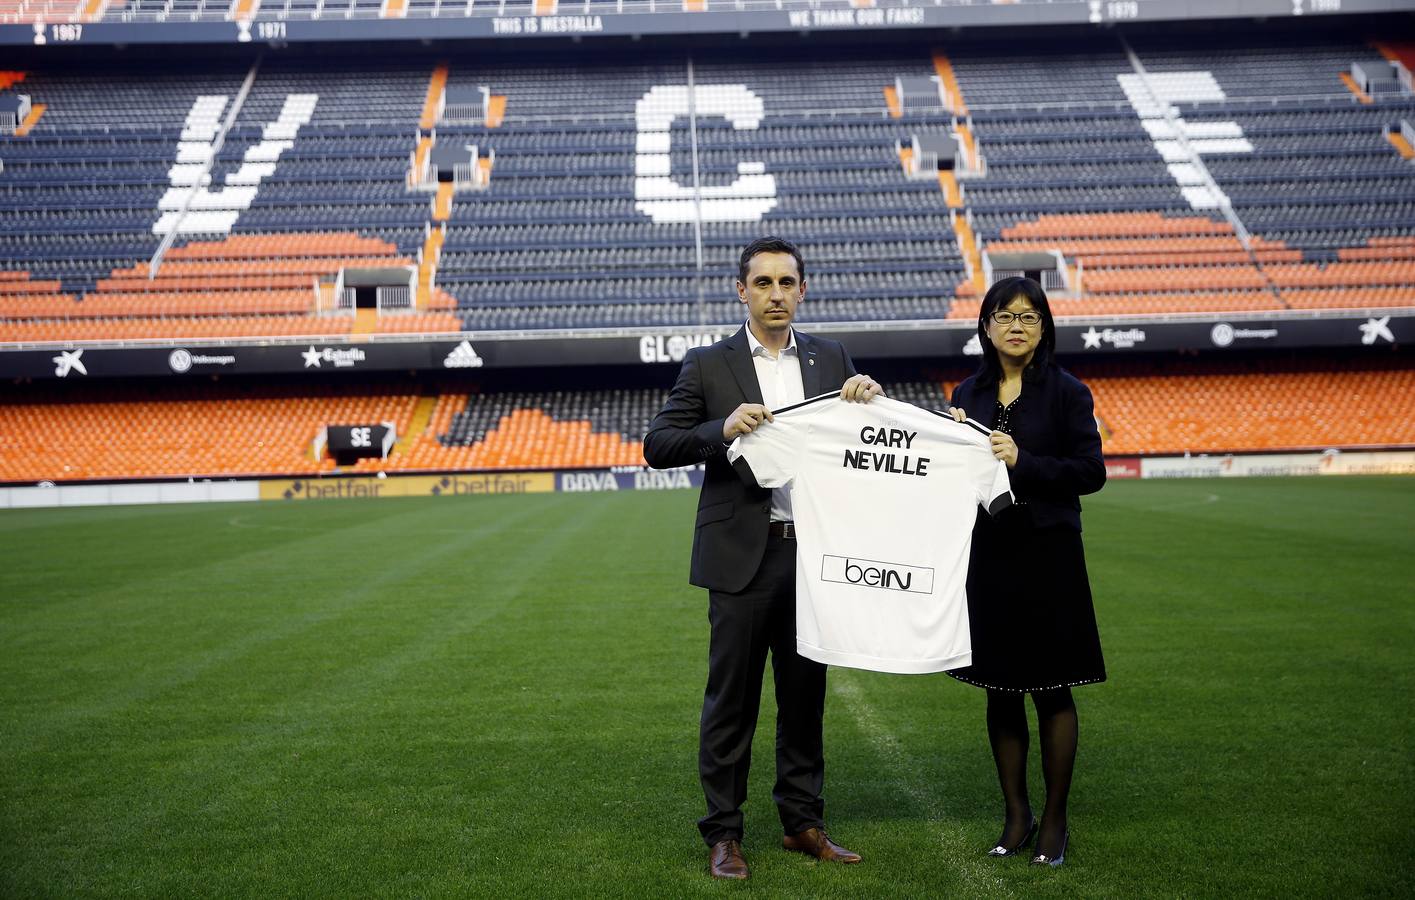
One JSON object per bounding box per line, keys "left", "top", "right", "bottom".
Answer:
{"left": 723, "top": 327, "right": 765, "bottom": 406}
{"left": 797, "top": 331, "right": 822, "bottom": 398}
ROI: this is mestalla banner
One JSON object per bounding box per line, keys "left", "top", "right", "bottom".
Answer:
{"left": 1, "top": 0, "right": 1388, "bottom": 47}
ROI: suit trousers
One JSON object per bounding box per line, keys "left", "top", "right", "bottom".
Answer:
{"left": 698, "top": 534, "right": 828, "bottom": 845}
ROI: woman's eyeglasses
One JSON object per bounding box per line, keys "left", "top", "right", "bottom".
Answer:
{"left": 990, "top": 311, "right": 1043, "bottom": 328}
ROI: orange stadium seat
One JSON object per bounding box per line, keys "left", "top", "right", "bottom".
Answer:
{"left": 1280, "top": 288, "right": 1415, "bottom": 310}
{"left": 0, "top": 388, "right": 649, "bottom": 482}
{"left": 0, "top": 280, "right": 65, "bottom": 294}
{"left": 977, "top": 215, "right": 1415, "bottom": 316}
{"left": 0, "top": 232, "right": 459, "bottom": 342}
{"left": 1266, "top": 261, "right": 1415, "bottom": 289}
{"left": 372, "top": 312, "right": 463, "bottom": 333}
{"left": 999, "top": 212, "right": 1235, "bottom": 240}
{"left": 0, "top": 291, "right": 316, "bottom": 318}
{"left": 388, "top": 407, "right": 645, "bottom": 472}
{"left": 0, "top": 391, "right": 423, "bottom": 482}
{"left": 1076, "top": 367, "right": 1415, "bottom": 455}
{"left": 164, "top": 233, "right": 405, "bottom": 260}
{"left": 0, "top": 315, "right": 356, "bottom": 342}
{"left": 4, "top": 359, "right": 1411, "bottom": 483}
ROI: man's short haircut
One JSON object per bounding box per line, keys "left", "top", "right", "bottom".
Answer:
{"left": 738, "top": 236, "right": 806, "bottom": 285}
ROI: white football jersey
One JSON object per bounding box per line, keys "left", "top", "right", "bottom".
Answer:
{"left": 729, "top": 394, "right": 1012, "bottom": 674}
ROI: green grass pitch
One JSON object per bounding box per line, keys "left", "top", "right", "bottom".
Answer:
{"left": 2, "top": 477, "right": 1412, "bottom": 898}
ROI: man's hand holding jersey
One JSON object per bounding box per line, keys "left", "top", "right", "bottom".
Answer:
{"left": 723, "top": 404, "right": 774, "bottom": 440}
{"left": 725, "top": 376, "right": 884, "bottom": 442}
{"left": 840, "top": 374, "right": 884, "bottom": 403}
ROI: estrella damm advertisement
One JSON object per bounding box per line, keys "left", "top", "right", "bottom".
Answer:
{"left": 259, "top": 472, "right": 555, "bottom": 501}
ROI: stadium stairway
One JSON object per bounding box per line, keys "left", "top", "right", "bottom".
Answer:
{"left": 13, "top": 101, "right": 45, "bottom": 136}
{"left": 393, "top": 394, "right": 438, "bottom": 455}
{"left": 420, "top": 64, "right": 449, "bottom": 129}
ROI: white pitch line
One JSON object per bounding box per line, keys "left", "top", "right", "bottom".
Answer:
{"left": 1142, "top": 491, "right": 1221, "bottom": 512}
{"left": 831, "top": 674, "right": 1016, "bottom": 897}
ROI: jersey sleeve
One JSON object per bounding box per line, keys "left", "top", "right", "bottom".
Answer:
{"left": 978, "top": 451, "right": 1014, "bottom": 517}
{"left": 727, "top": 416, "right": 801, "bottom": 489}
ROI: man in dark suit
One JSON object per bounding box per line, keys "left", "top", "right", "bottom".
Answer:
{"left": 643, "top": 236, "right": 881, "bottom": 880}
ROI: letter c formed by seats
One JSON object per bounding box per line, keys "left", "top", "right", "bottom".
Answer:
{"left": 633, "top": 84, "right": 778, "bottom": 224}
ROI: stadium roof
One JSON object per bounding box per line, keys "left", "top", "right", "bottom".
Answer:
{"left": 2, "top": 0, "right": 1407, "bottom": 48}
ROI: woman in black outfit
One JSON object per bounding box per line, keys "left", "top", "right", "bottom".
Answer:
{"left": 947, "top": 276, "right": 1107, "bottom": 868}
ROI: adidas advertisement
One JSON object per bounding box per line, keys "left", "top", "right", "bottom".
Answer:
{"left": 443, "top": 341, "right": 484, "bottom": 368}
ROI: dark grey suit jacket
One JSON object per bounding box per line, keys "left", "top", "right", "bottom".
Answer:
{"left": 643, "top": 326, "right": 857, "bottom": 593}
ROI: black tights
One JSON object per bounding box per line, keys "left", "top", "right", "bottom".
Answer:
{"left": 985, "top": 687, "right": 1077, "bottom": 857}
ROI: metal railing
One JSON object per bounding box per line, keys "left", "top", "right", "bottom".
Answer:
{"left": 147, "top": 56, "right": 261, "bottom": 277}
{"left": 10, "top": 92, "right": 1392, "bottom": 140}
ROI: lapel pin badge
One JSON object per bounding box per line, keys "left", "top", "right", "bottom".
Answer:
{"left": 808, "top": 358, "right": 815, "bottom": 366}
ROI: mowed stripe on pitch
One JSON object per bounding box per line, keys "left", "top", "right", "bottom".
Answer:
{"left": 0, "top": 497, "right": 562, "bottom": 751}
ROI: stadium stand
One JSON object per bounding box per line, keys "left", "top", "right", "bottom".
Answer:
{"left": 393, "top": 389, "right": 650, "bottom": 471}
{"left": 1074, "top": 359, "right": 1415, "bottom": 456}
{"left": 0, "top": 0, "right": 83, "bottom": 25}
{"left": 0, "top": 385, "right": 423, "bottom": 481}
{"left": 0, "top": 0, "right": 1010, "bottom": 24}
{"left": 0, "top": 57, "right": 462, "bottom": 341}
{"left": 949, "top": 32, "right": 1415, "bottom": 316}
{"left": 433, "top": 53, "right": 964, "bottom": 329}
{"left": 2, "top": 35, "right": 1412, "bottom": 341}
{"left": 3, "top": 356, "right": 1411, "bottom": 482}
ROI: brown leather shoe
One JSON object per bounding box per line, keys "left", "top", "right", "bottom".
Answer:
{"left": 709, "top": 839, "right": 749, "bottom": 879}
{"left": 782, "top": 827, "right": 862, "bottom": 864}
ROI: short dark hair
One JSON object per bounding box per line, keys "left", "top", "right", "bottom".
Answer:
{"left": 738, "top": 236, "right": 805, "bottom": 285}
{"left": 974, "top": 276, "right": 1057, "bottom": 384}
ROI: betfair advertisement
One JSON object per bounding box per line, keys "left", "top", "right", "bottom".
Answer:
{"left": 260, "top": 472, "right": 555, "bottom": 501}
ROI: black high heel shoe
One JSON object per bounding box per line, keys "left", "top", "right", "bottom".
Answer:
{"left": 1030, "top": 830, "right": 1068, "bottom": 867}
{"left": 987, "top": 818, "right": 1038, "bottom": 857}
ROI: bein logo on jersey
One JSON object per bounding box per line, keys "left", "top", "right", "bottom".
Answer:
{"left": 821, "top": 555, "right": 934, "bottom": 595}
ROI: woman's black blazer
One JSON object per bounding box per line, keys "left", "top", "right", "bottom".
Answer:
{"left": 950, "top": 364, "right": 1106, "bottom": 532}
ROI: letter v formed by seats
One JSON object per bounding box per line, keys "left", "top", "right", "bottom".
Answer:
{"left": 153, "top": 94, "right": 319, "bottom": 236}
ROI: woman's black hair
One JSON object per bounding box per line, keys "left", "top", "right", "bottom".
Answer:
{"left": 973, "top": 276, "right": 1057, "bottom": 384}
